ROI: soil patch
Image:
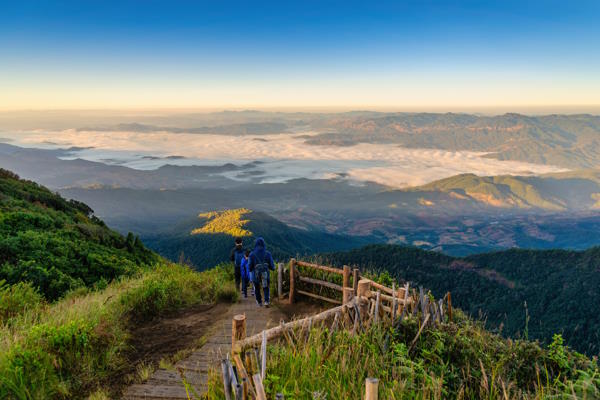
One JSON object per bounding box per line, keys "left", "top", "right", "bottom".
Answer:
{"left": 127, "top": 302, "right": 230, "bottom": 365}
{"left": 110, "top": 302, "right": 230, "bottom": 397}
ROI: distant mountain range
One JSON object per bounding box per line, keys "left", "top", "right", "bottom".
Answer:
{"left": 307, "top": 112, "right": 600, "bottom": 169}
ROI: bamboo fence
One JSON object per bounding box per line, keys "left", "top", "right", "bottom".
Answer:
{"left": 220, "top": 259, "right": 452, "bottom": 400}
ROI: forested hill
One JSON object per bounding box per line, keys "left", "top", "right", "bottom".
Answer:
{"left": 0, "top": 168, "right": 157, "bottom": 300}
{"left": 319, "top": 244, "right": 600, "bottom": 356}
{"left": 143, "top": 208, "right": 373, "bottom": 270}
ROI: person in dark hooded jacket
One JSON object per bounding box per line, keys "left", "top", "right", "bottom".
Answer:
{"left": 248, "top": 237, "right": 275, "bottom": 306}
{"left": 230, "top": 237, "right": 244, "bottom": 292}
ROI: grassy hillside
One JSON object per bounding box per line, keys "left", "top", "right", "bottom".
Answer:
{"left": 143, "top": 208, "right": 373, "bottom": 269}
{"left": 0, "top": 169, "right": 239, "bottom": 399}
{"left": 211, "top": 312, "right": 599, "bottom": 399}
{"left": 1, "top": 263, "right": 236, "bottom": 400}
{"left": 0, "top": 168, "right": 157, "bottom": 300}
{"left": 318, "top": 244, "right": 600, "bottom": 356}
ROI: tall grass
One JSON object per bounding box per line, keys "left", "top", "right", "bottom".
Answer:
{"left": 0, "top": 262, "right": 238, "bottom": 399}
{"left": 207, "top": 309, "right": 599, "bottom": 399}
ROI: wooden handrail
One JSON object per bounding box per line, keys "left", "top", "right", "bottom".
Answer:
{"left": 234, "top": 297, "right": 363, "bottom": 352}
{"left": 295, "top": 260, "right": 344, "bottom": 275}
{"left": 298, "top": 275, "right": 343, "bottom": 292}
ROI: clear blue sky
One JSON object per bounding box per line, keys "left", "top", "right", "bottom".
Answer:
{"left": 1, "top": 0, "right": 599, "bottom": 110}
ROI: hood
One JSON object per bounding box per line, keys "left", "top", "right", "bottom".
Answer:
{"left": 254, "top": 237, "right": 267, "bottom": 259}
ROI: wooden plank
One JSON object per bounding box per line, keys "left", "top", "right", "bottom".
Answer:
{"left": 277, "top": 263, "right": 283, "bottom": 300}
{"left": 233, "top": 354, "right": 256, "bottom": 398}
{"left": 380, "top": 292, "right": 412, "bottom": 305}
{"left": 295, "top": 260, "right": 344, "bottom": 275}
{"left": 253, "top": 374, "right": 267, "bottom": 400}
{"left": 297, "top": 289, "right": 342, "bottom": 305}
{"left": 289, "top": 259, "right": 296, "bottom": 304}
{"left": 298, "top": 275, "right": 343, "bottom": 291}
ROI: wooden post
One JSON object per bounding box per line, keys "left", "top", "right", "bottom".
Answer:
{"left": 391, "top": 282, "right": 397, "bottom": 321}
{"left": 374, "top": 291, "right": 381, "bottom": 324}
{"left": 253, "top": 374, "right": 267, "bottom": 400}
{"left": 365, "top": 377, "right": 379, "bottom": 400}
{"left": 277, "top": 263, "right": 283, "bottom": 300}
{"left": 352, "top": 268, "right": 359, "bottom": 293}
{"left": 343, "top": 287, "right": 354, "bottom": 304}
{"left": 289, "top": 259, "right": 296, "bottom": 304}
{"left": 242, "top": 377, "right": 248, "bottom": 400}
{"left": 232, "top": 314, "right": 246, "bottom": 354}
{"left": 447, "top": 291, "right": 453, "bottom": 322}
{"left": 357, "top": 279, "right": 371, "bottom": 298}
{"left": 342, "top": 265, "right": 351, "bottom": 288}
{"left": 260, "top": 330, "right": 267, "bottom": 381}
{"left": 221, "top": 360, "right": 232, "bottom": 400}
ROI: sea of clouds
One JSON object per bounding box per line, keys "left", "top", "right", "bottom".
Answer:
{"left": 5, "top": 129, "right": 566, "bottom": 188}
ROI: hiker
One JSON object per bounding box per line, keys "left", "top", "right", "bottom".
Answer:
{"left": 240, "top": 249, "right": 251, "bottom": 298}
{"left": 230, "top": 237, "right": 244, "bottom": 292}
{"left": 248, "top": 237, "right": 275, "bottom": 307}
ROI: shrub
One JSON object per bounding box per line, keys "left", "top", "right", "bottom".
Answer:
{"left": 0, "top": 262, "right": 236, "bottom": 399}
{"left": 0, "top": 280, "right": 44, "bottom": 322}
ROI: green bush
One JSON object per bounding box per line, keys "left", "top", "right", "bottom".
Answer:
{"left": 0, "top": 262, "right": 236, "bottom": 400}
{"left": 0, "top": 280, "right": 43, "bottom": 322}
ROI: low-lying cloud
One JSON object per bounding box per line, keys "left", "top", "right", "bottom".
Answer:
{"left": 6, "top": 129, "right": 566, "bottom": 188}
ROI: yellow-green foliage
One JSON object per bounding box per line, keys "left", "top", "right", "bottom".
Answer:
{"left": 191, "top": 208, "right": 253, "bottom": 237}
{"left": 208, "top": 310, "right": 599, "bottom": 400}
{"left": 0, "top": 262, "right": 237, "bottom": 400}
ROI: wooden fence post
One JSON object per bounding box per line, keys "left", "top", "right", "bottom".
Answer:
{"left": 221, "top": 360, "right": 232, "bottom": 400}
{"left": 357, "top": 279, "right": 371, "bottom": 298}
{"left": 260, "top": 330, "right": 267, "bottom": 381}
{"left": 289, "top": 259, "right": 296, "bottom": 304}
{"left": 277, "top": 263, "right": 283, "bottom": 300}
{"left": 374, "top": 291, "right": 381, "bottom": 324}
{"left": 447, "top": 291, "right": 452, "bottom": 322}
{"left": 343, "top": 265, "right": 350, "bottom": 289}
{"left": 391, "top": 282, "right": 397, "bottom": 320}
{"left": 253, "top": 374, "right": 267, "bottom": 400}
{"left": 365, "top": 377, "right": 379, "bottom": 400}
{"left": 343, "top": 287, "right": 354, "bottom": 304}
{"left": 232, "top": 314, "right": 246, "bottom": 355}
{"left": 352, "top": 268, "right": 359, "bottom": 293}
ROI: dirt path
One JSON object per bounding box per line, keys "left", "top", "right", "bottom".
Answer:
{"left": 122, "top": 294, "right": 287, "bottom": 399}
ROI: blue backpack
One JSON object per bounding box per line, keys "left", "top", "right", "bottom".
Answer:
{"left": 234, "top": 248, "right": 244, "bottom": 269}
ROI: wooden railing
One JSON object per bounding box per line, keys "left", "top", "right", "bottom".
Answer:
{"left": 223, "top": 260, "right": 452, "bottom": 400}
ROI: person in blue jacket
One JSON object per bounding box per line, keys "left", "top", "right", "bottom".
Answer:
{"left": 240, "top": 249, "right": 251, "bottom": 298}
{"left": 248, "top": 237, "right": 275, "bottom": 306}
{"left": 229, "top": 237, "right": 244, "bottom": 292}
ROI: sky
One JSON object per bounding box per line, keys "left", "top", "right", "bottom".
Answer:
{"left": 1, "top": 0, "right": 600, "bottom": 111}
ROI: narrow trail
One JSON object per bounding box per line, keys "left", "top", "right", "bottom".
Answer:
{"left": 122, "top": 295, "right": 287, "bottom": 399}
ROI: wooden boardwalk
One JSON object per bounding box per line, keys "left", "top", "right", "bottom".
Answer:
{"left": 122, "top": 295, "right": 286, "bottom": 399}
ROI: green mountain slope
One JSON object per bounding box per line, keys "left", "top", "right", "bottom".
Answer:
{"left": 405, "top": 169, "right": 600, "bottom": 211}
{"left": 319, "top": 244, "right": 600, "bottom": 356}
{"left": 0, "top": 168, "right": 156, "bottom": 300}
{"left": 143, "top": 208, "right": 374, "bottom": 269}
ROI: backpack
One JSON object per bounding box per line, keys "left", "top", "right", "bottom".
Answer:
{"left": 254, "top": 254, "right": 270, "bottom": 289}
{"left": 234, "top": 248, "right": 244, "bottom": 269}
